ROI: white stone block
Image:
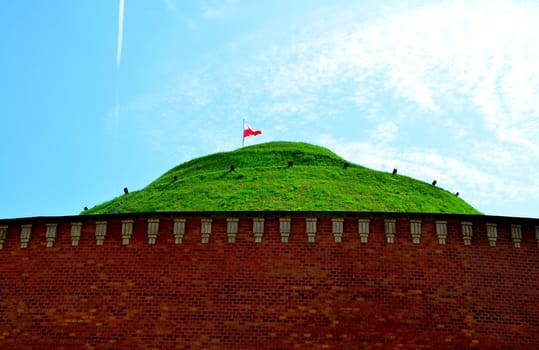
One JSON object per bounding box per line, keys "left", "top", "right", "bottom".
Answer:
{"left": 384, "top": 219, "right": 396, "bottom": 244}
{"left": 486, "top": 223, "right": 497, "bottom": 247}
{"left": 511, "top": 224, "right": 522, "bottom": 248}
{"left": 410, "top": 220, "right": 421, "bottom": 244}
{"left": 253, "top": 218, "right": 264, "bottom": 243}
{"left": 20, "top": 224, "right": 32, "bottom": 249}
{"left": 332, "top": 218, "right": 344, "bottom": 243}
{"left": 121, "top": 220, "right": 134, "bottom": 245}
{"left": 461, "top": 222, "right": 473, "bottom": 246}
{"left": 358, "top": 219, "right": 370, "bottom": 243}
{"left": 70, "top": 222, "right": 82, "bottom": 246}
{"left": 227, "top": 218, "right": 239, "bottom": 243}
{"left": 173, "top": 219, "right": 186, "bottom": 244}
{"left": 95, "top": 221, "right": 107, "bottom": 246}
{"left": 45, "top": 223, "right": 57, "bottom": 248}
{"left": 0, "top": 225, "right": 8, "bottom": 249}
{"left": 201, "top": 218, "right": 212, "bottom": 243}
{"left": 435, "top": 221, "right": 447, "bottom": 245}
{"left": 279, "top": 218, "right": 291, "bottom": 243}
{"left": 147, "top": 219, "right": 160, "bottom": 245}
{"left": 306, "top": 218, "right": 317, "bottom": 243}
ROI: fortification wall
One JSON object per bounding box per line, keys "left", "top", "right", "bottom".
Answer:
{"left": 1, "top": 212, "right": 539, "bottom": 349}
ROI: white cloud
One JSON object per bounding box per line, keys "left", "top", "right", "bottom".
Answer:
{"left": 370, "top": 120, "right": 398, "bottom": 143}
{"left": 249, "top": 0, "right": 539, "bottom": 143}
{"left": 316, "top": 135, "right": 393, "bottom": 171}
{"left": 316, "top": 134, "right": 533, "bottom": 212}
{"left": 120, "top": 0, "right": 539, "bottom": 216}
{"left": 252, "top": 0, "right": 539, "bottom": 214}
{"left": 200, "top": 0, "right": 239, "bottom": 19}
{"left": 116, "top": 0, "right": 124, "bottom": 69}
{"left": 163, "top": 0, "right": 176, "bottom": 12}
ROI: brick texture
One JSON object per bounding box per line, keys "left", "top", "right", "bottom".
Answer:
{"left": 1, "top": 214, "right": 539, "bottom": 349}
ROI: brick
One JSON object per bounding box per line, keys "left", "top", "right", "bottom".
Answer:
{"left": 0, "top": 213, "right": 537, "bottom": 349}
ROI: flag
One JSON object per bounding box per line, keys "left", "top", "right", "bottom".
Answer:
{"left": 243, "top": 123, "right": 262, "bottom": 138}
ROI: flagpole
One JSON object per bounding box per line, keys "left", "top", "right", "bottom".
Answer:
{"left": 242, "top": 119, "right": 245, "bottom": 147}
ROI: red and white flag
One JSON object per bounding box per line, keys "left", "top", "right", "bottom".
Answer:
{"left": 243, "top": 123, "right": 262, "bottom": 138}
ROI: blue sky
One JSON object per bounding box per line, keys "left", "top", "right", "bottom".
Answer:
{"left": 1, "top": 0, "right": 538, "bottom": 219}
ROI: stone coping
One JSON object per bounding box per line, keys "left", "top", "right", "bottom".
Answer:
{"left": 1, "top": 211, "right": 537, "bottom": 225}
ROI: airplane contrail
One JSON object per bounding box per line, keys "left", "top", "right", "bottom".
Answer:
{"left": 116, "top": 0, "right": 124, "bottom": 69}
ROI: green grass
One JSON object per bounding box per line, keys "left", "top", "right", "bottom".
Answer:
{"left": 83, "top": 141, "right": 481, "bottom": 214}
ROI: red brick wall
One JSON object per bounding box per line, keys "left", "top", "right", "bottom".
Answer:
{"left": 1, "top": 214, "right": 539, "bottom": 349}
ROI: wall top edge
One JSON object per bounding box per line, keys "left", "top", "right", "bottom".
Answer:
{"left": 0, "top": 211, "right": 537, "bottom": 226}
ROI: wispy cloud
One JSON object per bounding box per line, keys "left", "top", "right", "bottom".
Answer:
{"left": 118, "top": 0, "right": 539, "bottom": 215}
{"left": 116, "top": 0, "right": 125, "bottom": 69}
{"left": 163, "top": 0, "right": 176, "bottom": 12}
{"left": 201, "top": 0, "right": 239, "bottom": 20}
{"left": 315, "top": 134, "right": 533, "bottom": 212}
{"left": 240, "top": 0, "right": 539, "bottom": 213}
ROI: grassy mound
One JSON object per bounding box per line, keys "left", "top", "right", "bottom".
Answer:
{"left": 83, "top": 141, "right": 481, "bottom": 214}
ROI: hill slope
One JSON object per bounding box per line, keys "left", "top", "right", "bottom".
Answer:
{"left": 83, "top": 142, "right": 481, "bottom": 214}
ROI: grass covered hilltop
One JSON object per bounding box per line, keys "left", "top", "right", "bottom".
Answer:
{"left": 83, "top": 141, "right": 481, "bottom": 214}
